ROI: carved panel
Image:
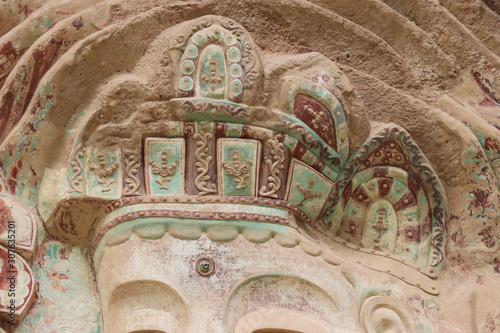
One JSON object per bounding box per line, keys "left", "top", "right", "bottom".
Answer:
{"left": 145, "top": 138, "right": 185, "bottom": 195}
{"left": 217, "top": 138, "right": 261, "bottom": 196}
{"left": 294, "top": 94, "right": 336, "bottom": 149}
{"left": 320, "top": 126, "right": 445, "bottom": 273}
{"left": 338, "top": 167, "right": 423, "bottom": 264}
{"left": 191, "top": 124, "right": 217, "bottom": 196}
{"left": 285, "top": 159, "right": 334, "bottom": 221}
{"left": 198, "top": 44, "right": 227, "bottom": 99}
{"left": 176, "top": 23, "right": 247, "bottom": 102}
{"left": 281, "top": 75, "right": 349, "bottom": 162}
{"left": 363, "top": 199, "right": 398, "bottom": 252}
{"left": 85, "top": 148, "right": 122, "bottom": 198}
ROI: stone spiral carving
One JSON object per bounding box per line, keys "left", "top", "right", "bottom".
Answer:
{"left": 259, "top": 138, "right": 286, "bottom": 198}
{"left": 193, "top": 132, "right": 217, "bottom": 195}
{"left": 68, "top": 144, "right": 85, "bottom": 193}
{"left": 360, "top": 296, "right": 416, "bottom": 333}
{"left": 123, "top": 152, "right": 140, "bottom": 196}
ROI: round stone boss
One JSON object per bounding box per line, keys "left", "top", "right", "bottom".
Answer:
{"left": 196, "top": 257, "right": 215, "bottom": 276}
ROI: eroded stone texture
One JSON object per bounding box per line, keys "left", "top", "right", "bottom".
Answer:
{"left": 0, "top": 1, "right": 499, "bottom": 332}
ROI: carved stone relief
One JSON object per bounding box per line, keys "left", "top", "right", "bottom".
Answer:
{"left": 145, "top": 138, "right": 185, "bottom": 195}
{"left": 259, "top": 138, "right": 287, "bottom": 199}
{"left": 86, "top": 148, "right": 122, "bottom": 197}
{"left": 0, "top": 5, "right": 499, "bottom": 333}
{"left": 218, "top": 139, "right": 260, "bottom": 196}
{"left": 285, "top": 159, "right": 334, "bottom": 221}
{"left": 360, "top": 296, "right": 417, "bottom": 333}
{"left": 123, "top": 151, "right": 141, "bottom": 197}
{"left": 193, "top": 130, "right": 217, "bottom": 195}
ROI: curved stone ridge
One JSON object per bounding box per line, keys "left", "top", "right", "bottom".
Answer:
{"left": 93, "top": 216, "right": 438, "bottom": 295}
{"left": 360, "top": 296, "right": 417, "bottom": 333}
{"left": 321, "top": 125, "right": 446, "bottom": 273}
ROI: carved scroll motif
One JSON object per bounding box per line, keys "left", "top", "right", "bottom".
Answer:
{"left": 181, "top": 100, "right": 248, "bottom": 117}
{"left": 259, "top": 138, "right": 285, "bottom": 198}
{"left": 123, "top": 152, "right": 140, "bottom": 196}
{"left": 282, "top": 120, "right": 309, "bottom": 137}
{"left": 68, "top": 144, "right": 85, "bottom": 193}
{"left": 193, "top": 132, "right": 217, "bottom": 195}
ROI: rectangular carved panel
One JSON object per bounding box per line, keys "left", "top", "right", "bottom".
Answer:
{"left": 145, "top": 138, "right": 185, "bottom": 195}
